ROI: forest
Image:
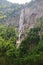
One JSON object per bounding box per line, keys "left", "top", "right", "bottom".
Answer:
{"left": 0, "top": 17, "right": 43, "bottom": 65}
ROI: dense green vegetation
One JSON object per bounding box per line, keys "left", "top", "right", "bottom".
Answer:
{"left": 0, "top": 17, "right": 43, "bottom": 65}
{"left": 0, "top": 0, "right": 25, "bottom": 24}
{"left": 0, "top": 0, "right": 43, "bottom": 65}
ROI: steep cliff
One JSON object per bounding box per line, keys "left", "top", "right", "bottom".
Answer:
{"left": 0, "top": 0, "right": 43, "bottom": 27}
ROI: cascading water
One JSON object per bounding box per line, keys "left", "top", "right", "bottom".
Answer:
{"left": 16, "top": 9, "right": 25, "bottom": 48}
{"left": 19, "top": 9, "right": 25, "bottom": 41}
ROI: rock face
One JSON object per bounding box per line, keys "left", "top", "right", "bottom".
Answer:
{"left": 0, "top": 0, "right": 43, "bottom": 28}
{"left": 16, "top": 0, "right": 43, "bottom": 48}
{"left": 20, "top": 0, "right": 43, "bottom": 30}
{"left": 14, "top": 0, "right": 43, "bottom": 29}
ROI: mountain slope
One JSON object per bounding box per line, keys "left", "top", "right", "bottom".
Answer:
{"left": 0, "top": 0, "right": 43, "bottom": 27}
{"left": 0, "top": 0, "right": 24, "bottom": 25}
{"left": 22, "top": 0, "right": 43, "bottom": 29}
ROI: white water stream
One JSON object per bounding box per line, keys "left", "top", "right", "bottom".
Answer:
{"left": 16, "top": 9, "right": 25, "bottom": 48}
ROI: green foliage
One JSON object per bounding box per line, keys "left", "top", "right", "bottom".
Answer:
{"left": 5, "top": 25, "right": 17, "bottom": 40}
{"left": 0, "top": 25, "right": 17, "bottom": 58}
{"left": 28, "top": 27, "right": 40, "bottom": 44}
{"left": 19, "top": 27, "right": 40, "bottom": 58}
{"left": 0, "top": 24, "right": 43, "bottom": 65}
{"left": 0, "top": 0, "right": 23, "bottom": 21}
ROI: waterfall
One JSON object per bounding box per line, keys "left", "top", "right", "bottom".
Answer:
{"left": 19, "top": 9, "right": 25, "bottom": 41}
{"left": 16, "top": 9, "right": 25, "bottom": 48}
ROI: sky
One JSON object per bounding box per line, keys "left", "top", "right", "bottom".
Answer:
{"left": 7, "top": 0, "right": 31, "bottom": 4}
